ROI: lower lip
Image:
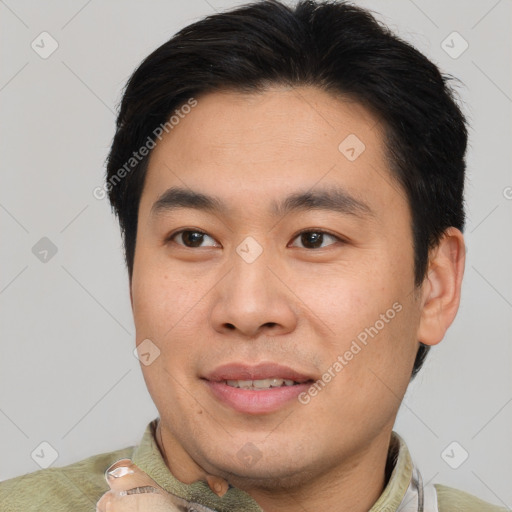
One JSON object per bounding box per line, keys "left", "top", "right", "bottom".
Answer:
{"left": 204, "top": 380, "right": 312, "bottom": 414}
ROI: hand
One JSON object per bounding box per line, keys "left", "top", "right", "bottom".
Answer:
{"left": 95, "top": 458, "right": 222, "bottom": 512}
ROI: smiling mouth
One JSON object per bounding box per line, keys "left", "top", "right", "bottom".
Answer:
{"left": 223, "top": 378, "right": 309, "bottom": 389}
{"left": 202, "top": 362, "right": 317, "bottom": 413}
{"left": 204, "top": 377, "right": 314, "bottom": 414}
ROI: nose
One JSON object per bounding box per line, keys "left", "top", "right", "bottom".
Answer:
{"left": 210, "top": 248, "right": 298, "bottom": 338}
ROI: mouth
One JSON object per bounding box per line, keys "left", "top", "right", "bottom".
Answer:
{"left": 202, "top": 362, "right": 315, "bottom": 414}
{"left": 223, "top": 378, "right": 305, "bottom": 390}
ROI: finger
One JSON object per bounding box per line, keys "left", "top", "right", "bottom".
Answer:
{"left": 105, "top": 459, "right": 165, "bottom": 495}
{"left": 205, "top": 475, "right": 229, "bottom": 497}
{"left": 101, "top": 491, "right": 180, "bottom": 512}
{"left": 100, "top": 459, "right": 227, "bottom": 512}
{"left": 95, "top": 491, "right": 111, "bottom": 512}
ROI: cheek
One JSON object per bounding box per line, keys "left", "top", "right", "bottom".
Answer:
{"left": 131, "top": 258, "right": 215, "bottom": 385}
{"left": 328, "top": 290, "right": 419, "bottom": 414}
{"left": 131, "top": 257, "right": 202, "bottom": 338}
{"left": 288, "top": 256, "right": 403, "bottom": 340}
{"left": 297, "top": 254, "right": 416, "bottom": 380}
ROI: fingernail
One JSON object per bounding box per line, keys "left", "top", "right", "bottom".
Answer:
{"left": 107, "top": 466, "right": 134, "bottom": 478}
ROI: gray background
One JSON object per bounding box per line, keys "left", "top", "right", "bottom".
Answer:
{"left": 1, "top": 0, "right": 511, "bottom": 507}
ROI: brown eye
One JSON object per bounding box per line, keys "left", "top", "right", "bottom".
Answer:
{"left": 290, "top": 230, "right": 340, "bottom": 249}
{"left": 171, "top": 230, "right": 217, "bottom": 248}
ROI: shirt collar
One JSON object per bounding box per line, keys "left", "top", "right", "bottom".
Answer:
{"left": 132, "top": 419, "right": 414, "bottom": 512}
{"left": 369, "top": 431, "right": 414, "bottom": 511}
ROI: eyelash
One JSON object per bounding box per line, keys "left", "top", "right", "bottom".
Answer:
{"left": 166, "top": 228, "right": 347, "bottom": 249}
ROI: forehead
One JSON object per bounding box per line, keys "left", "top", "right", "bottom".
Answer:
{"left": 141, "top": 86, "right": 407, "bottom": 221}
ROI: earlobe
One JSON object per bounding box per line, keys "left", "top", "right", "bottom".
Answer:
{"left": 416, "top": 227, "right": 465, "bottom": 346}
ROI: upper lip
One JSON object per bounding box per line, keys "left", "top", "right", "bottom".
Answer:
{"left": 204, "top": 362, "right": 314, "bottom": 383}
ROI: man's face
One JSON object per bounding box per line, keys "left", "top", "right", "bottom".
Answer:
{"left": 131, "top": 87, "right": 423, "bottom": 486}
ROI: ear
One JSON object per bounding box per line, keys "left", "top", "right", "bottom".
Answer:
{"left": 416, "top": 227, "right": 466, "bottom": 346}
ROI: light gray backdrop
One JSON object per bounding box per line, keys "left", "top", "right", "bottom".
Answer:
{"left": 1, "top": 0, "right": 511, "bottom": 507}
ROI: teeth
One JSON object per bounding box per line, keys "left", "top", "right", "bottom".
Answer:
{"left": 237, "top": 380, "right": 254, "bottom": 389}
{"left": 226, "top": 378, "right": 298, "bottom": 389}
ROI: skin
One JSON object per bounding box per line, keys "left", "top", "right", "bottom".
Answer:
{"left": 125, "top": 86, "right": 465, "bottom": 512}
{"left": 96, "top": 459, "right": 223, "bottom": 511}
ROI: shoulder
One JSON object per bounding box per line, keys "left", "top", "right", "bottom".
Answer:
{"left": 435, "top": 483, "right": 509, "bottom": 512}
{"left": 0, "top": 446, "right": 133, "bottom": 512}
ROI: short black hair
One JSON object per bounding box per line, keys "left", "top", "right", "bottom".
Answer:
{"left": 105, "top": 0, "right": 468, "bottom": 378}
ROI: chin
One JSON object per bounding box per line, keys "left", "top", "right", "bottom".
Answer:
{"left": 204, "top": 450, "right": 319, "bottom": 491}
{"left": 226, "top": 464, "right": 319, "bottom": 492}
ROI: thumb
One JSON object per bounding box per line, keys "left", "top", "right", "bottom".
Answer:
{"left": 96, "top": 459, "right": 220, "bottom": 512}
{"left": 96, "top": 458, "right": 173, "bottom": 512}
{"left": 105, "top": 458, "right": 165, "bottom": 495}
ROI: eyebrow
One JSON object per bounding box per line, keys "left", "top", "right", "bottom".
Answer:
{"left": 150, "top": 186, "right": 374, "bottom": 219}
